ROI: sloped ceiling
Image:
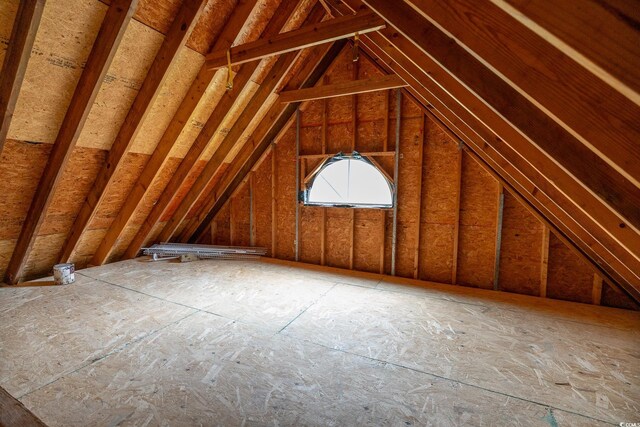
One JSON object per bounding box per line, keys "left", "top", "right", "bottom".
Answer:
{"left": 0, "top": 0, "right": 638, "bottom": 304}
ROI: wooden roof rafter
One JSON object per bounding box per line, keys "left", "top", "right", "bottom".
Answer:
{"left": 278, "top": 74, "right": 407, "bottom": 103}
{"left": 204, "top": 10, "right": 385, "bottom": 70}
{"left": 0, "top": 0, "right": 46, "bottom": 157}
{"left": 182, "top": 41, "right": 348, "bottom": 243}
{"left": 57, "top": 0, "right": 208, "bottom": 265}
{"left": 151, "top": 5, "right": 330, "bottom": 247}
{"left": 4, "top": 0, "right": 138, "bottom": 284}
{"left": 120, "top": 0, "right": 318, "bottom": 260}
{"left": 89, "top": 0, "right": 263, "bottom": 266}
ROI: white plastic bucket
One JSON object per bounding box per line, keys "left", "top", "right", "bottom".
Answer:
{"left": 53, "top": 263, "right": 75, "bottom": 285}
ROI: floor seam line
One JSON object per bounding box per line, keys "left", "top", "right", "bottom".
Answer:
{"left": 276, "top": 283, "right": 338, "bottom": 335}
{"left": 16, "top": 310, "right": 200, "bottom": 401}
{"left": 287, "top": 336, "right": 615, "bottom": 426}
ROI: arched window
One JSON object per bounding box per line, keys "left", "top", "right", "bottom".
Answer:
{"left": 302, "top": 152, "right": 394, "bottom": 208}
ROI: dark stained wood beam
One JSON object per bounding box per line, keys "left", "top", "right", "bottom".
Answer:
{"left": 121, "top": 1, "right": 320, "bottom": 259}
{"left": 88, "top": 0, "right": 261, "bottom": 265}
{"left": 279, "top": 73, "right": 405, "bottom": 102}
{"left": 0, "top": 0, "right": 45, "bottom": 156}
{"left": 57, "top": 0, "right": 207, "bottom": 265}
{"left": 185, "top": 41, "right": 347, "bottom": 243}
{"left": 4, "top": 0, "right": 137, "bottom": 284}
{"left": 500, "top": 0, "right": 640, "bottom": 101}
{"left": 205, "top": 10, "right": 384, "bottom": 70}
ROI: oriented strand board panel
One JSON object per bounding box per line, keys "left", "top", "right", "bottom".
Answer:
{"left": 299, "top": 207, "right": 322, "bottom": 264}
{"left": 547, "top": 234, "right": 594, "bottom": 304}
{"left": 353, "top": 210, "right": 384, "bottom": 273}
{"left": 457, "top": 151, "right": 499, "bottom": 289}
{"left": 498, "top": 192, "right": 544, "bottom": 296}
{"left": 230, "top": 185, "right": 250, "bottom": 246}
{"left": 601, "top": 283, "right": 639, "bottom": 311}
{"left": 254, "top": 153, "right": 273, "bottom": 255}
{"left": 418, "top": 119, "right": 459, "bottom": 283}
{"left": 275, "top": 128, "right": 296, "bottom": 261}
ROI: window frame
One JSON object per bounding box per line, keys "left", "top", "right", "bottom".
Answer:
{"left": 301, "top": 151, "right": 395, "bottom": 209}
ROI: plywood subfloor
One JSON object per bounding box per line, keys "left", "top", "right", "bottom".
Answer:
{"left": 0, "top": 258, "right": 638, "bottom": 425}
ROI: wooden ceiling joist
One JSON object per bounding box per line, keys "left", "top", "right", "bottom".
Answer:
{"left": 311, "top": 0, "right": 640, "bottom": 301}
{"left": 358, "top": 30, "right": 640, "bottom": 300}
{"left": 58, "top": 0, "right": 208, "bottom": 264}
{"left": 0, "top": 0, "right": 45, "bottom": 157}
{"left": 278, "top": 74, "right": 406, "bottom": 103}
{"left": 358, "top": 0, "right": 640, "bottom": 279}
{"left": 205, "top": 10, "right": 384, "bottom": 70}
{"left": 153, "top": 41, "right": 312, "bottom": 245}
{"left": 4, "top": 0, "right": 137, "bottom": 284}
{"left": 184, "top": 41, "right": 347, "bottom": 243}
{"left": 497, "top": 0, "right": 640, "bottom": 102}
{"left": 89, "top": 0, "right": 263, "bottom": 266}
{"left": 403, "top": 0, "right": 640, "bottom": 188}
{"left": 362, "top": 0, "right": 640, "bottom": 241}
{"left": 121, "top": 0, "right": 316, "bottom": 260}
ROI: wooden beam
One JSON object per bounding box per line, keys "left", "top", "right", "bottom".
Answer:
{"left": 58, "top": 0, "right": 206, "bottom": 264}
{"left": 493, "top": 183, "right": 505, "bottom": 291}
{"left": 498, "top": 0, "right": 640, "bottom": 104}
{"left": 184, "top": 41, "right": 347, "bottom": 243}
{"left": 404, "top": 0, "right": 640, "bottom": 188}
{"left": 154, "top": 13, "right": 331, "bottom": 247}
{"left": 321, "top": 81, "right": 328, "bottom": 266}
{"left": 592, "top": 273, "right": 603, "bottom": 305}
{"left": 349, "top": 59, "right": 358, "bottom": 270}
{"left": 4, "top": 0, "right": 136, "bottom": 284}
{"left": 205, "top": 11, "right": 384, "bottom": 70}
{"left": 279, "top": 74, "right": 406, "bottom": 103}
{"left": 380, "top": 89, "right": 389, "bottom": 274}
{"left": 347, "top": 17, "right": 640, "bottom": 301}
{"left": 540, "top": 225, "right": 550, "bottom": 297}
{"left": 413, "top": 113, "right": 425, "bottom": 279}
{"left": 157, "top": 53, "right": 304, "bottom": 243}
{"left": 349, "top": 3, "right": 640, "bottom": 295}
{"left": 0, "top": 0, "right": 45, "bottom": 156}
{"left": 271, "top": 145, "right": 277, "bottom": 257}
{"left": 111, "top": 0, "right": 297, "bottom": 261}
{"left": 451, "top": 146, "right": 462, "bottom": 285}
{"left": 362, "top": 0, "right": 640, "bottom": 253}
{"left": 179, "top": 42, "right": 342, "bottom": 243}
{"left": 250, "top": 172, "right": 255, "bottom": 246}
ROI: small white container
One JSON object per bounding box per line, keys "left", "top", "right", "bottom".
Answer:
{"left": 53, "top": 263, "right": 75, "bottom": 285}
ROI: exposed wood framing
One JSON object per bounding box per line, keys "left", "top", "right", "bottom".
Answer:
{"left": 406, "top": 0, "right": 640, "bottom": 186}
{"left": 271, "top": 145, "right": 277, "bottom": 257}
{"left": 119, "top": 0, "right": 302, "bottom": 260}
{"left": 390, "top": 89, "right": 400, "bottom": 276}
{"left": 295, "top": 107, "right": 301, "bottom": 262}
{"left": 380, "top": 89, "right": 389, "bottom": 274}
{"left": 59, "top": 0, "right": 207, "bottom": 264}
{"left": 0, "top": 0, "right": 46, "bottom": 156}
{"left": 325, "top": 0, "right": 640, "bottom": 299}
{"left": 349, "top": 58, "right": 358, "bottom": 270}
{"left": 451, "top": 146, "right": 462, "bottom": 285}
{"left": 540, "top": 225, "right": 550, "bottom": 297}
{"left": 362, "top": 0, "right": 640, "bottom": 256}
{"left": 494, "top": 183, "right": 505, "bottom": 291}
{"left": 156, "top": 44, "right": 309, "bottom": 244}
{"left": 279, "top": 74, "right": 406, "bottom": 103}
{"left": 320, "top": 81, "right": 328, "bottom": 265}
{"left": 592, "top": 274, "right": 603, "bottom": 305}
{"left": 249, "top": 173, "right": 255, "bottom": 246}
{"left": 4, "top": 0, "right": 137, "bottom": 284}
{"left": 413, "top": 113, "right": 425, "bottom": 279}
{"left": 184, "top": 41, "right": 347, "bottom": 243}
{"left": 497, "top": 0, "right": 640, "bottom": 101}
{"left": 205, "top": 11, "right": 384, "bottom": 70}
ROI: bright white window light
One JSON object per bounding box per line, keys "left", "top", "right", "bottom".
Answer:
{"left": 304, "top": 153, "right": 394, "bottom": 208}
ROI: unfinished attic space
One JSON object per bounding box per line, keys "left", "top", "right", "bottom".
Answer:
{"left": 1, "top": 0, "right": 639, "bottom": 424}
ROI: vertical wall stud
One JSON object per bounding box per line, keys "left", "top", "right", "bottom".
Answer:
{"left": 249, "top": 172, "right": 255, "bottom": 247}
{"left": 493, "top": 183, "right": 505, "bottom": 290}
{"left": 380, "top": 90, "right": 390, "bottom": 274}
{"left": 321, "top": 82, "right": 328, "bottom": 265}
{"left": 540, "top": 225, "right": 550, "bottom": 297}
{"left": 295, "top": 107, "right": 300, "bottom": 262}
{"left": 413, "top": 113, "right": 426, "bottom": 279}
{"left": 391, "top": 89, "right": 401, "bottom": 276}
{"left": 592, "top": 274, "right": 603, "bottom": 305}
{"left": 451, "top": 143, "right": 463, "bottom": 285}
{"left": 349, "top": 60, "right": 358, "bottom": 270}
{"left": 271, "top": 145, "right": 277, "bottom": 258}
